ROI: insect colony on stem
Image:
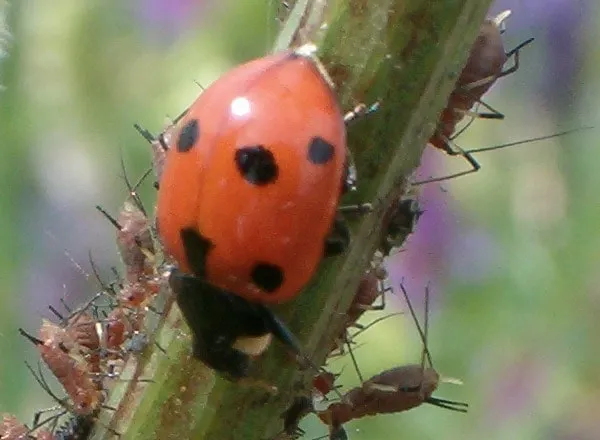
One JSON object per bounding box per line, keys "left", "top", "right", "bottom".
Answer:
{"left": 3, "top": 5, "right": 588, "bottom": 440}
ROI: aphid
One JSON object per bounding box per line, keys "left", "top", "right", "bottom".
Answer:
{"left": 0, "top": 414, "right": 30, "bottom": 439}
{"left": 379, "top": 197, "right": 422, "bottom": 255}
{"left": 317, "top": 284, "right": 468, "bottom": 439}
{"left": 19, "top": 328, "right": 104, "bottom": 418}
{"left": 312, "top": 371, "right": 341, "bottom": 398}
{"left": 101, "top": 306, "right": 143, "bottom": 354}
{"left": 95, "top": 160, "right": 156, "bottom": 286}
{"left": 325, "top": 252, "right": 393, "bottom": 360}
{"left": 158, "top": 43, "right": 374, "bottom": 380}
{"left": 419, "top": 10, "right": 534, "bottom": 183}
{"left": 46, "top": 304, "right": 102, "bottom": 372}
{"left": 95, "top": 165, "right": 162, "bottom": 315}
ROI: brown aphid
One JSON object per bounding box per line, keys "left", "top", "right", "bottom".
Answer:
{"left": 0, "top": 414, "right": 56, "bottom": 440}
{"left": 96, "top": 153, "right": 157, "bottom": 283}
{"left": 102, "top": 306, "right": 143, "bottom": 352}
{"left": 96, "top": 182, "right": 161, "bottom": 311}
{"left": 96, "top": 201, "right": 155, "bottom": 286}
{"left": 317, "top": 284, "right": 467, "bottom": 439}
{"left": 0, "top": 414, "right": 29, "bottom": 440}
{"left": 420, "top": 10, "right": 534, "bottom": 183}
{"left": 379, "top": 198, "right": 423, "bottom": 255}
{"left": 19, "top": 328, "right": 103, "bottom": 417}
{"left": 328, "top": 253, "right": 390, "bottom": 357}
{"left": 47, "top": 306, "right": 101, "bottom": 355}
{"left": 39, "top": 317, "right": 101, "bottom": 378}
{"left": 114, "top": 200, "right": 155, "bottom": 280}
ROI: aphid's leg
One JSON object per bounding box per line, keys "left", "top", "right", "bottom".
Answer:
{"left": 263, "top": 308, "right": 348, "bottom": 401}
{"left": 30, "top": 407, "right": 64, "bottom": 430}
{"left": 412, "top": 136, "right": 481, "bottom": 185}
{"left": 350, "top": 313, "right": 403, "bottom": 341}
{"left": 499, "top": 37, "right": 535, "bottom": 78}
{"left": 425, "top": 396, "right": 469, "bottom": 412}
{"left": 454, "top": 102, "right": 504, "bottom": 120}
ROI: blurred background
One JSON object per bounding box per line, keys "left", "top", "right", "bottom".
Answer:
{"left": 0, "top": 1, "right": 597, "bottom": 439}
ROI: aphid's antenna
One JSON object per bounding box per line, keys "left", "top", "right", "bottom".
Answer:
{"left": 133, "top": 123, "right": 155, "bottom": 143}
{"left": 397, "top": 284, "right": 469, "bottom": 413}
{"left": 193, "top": 80, "right": 206, "bottom": 91}
{"left": 88, "top": 250, "right": 116, "bottom": 296}
{"left": 398, "top": 282, "right": 434, "bottom": 368}
{"left": 95, "top": 205, "right": 121, "bottom": 230}
{"left": 118, "top": 152, "right": 150, "bottom": 216}
{"left": 465, "top": 126, "right": 594, "bottom": 154}
{"left": 19, "top": 328, "right": 44, "bottom": 346}
{"left": 422, "top": 283, "right": 431, "bottom": 370}
{"left": 59, "top": 297, "right": 73, "bottom": 314}
{"left": 48, "top": 305, "right": 65, "bottom": 321}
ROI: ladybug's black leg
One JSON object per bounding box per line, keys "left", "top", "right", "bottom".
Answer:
{"left": 260, "top": 307, "right": 306, "bottom": 360}
{"left": 330, "top": 425, "right": 349, "bottom": 440}
{"left": 324, "top": 201, "right": 373, "bottom": 258}
{"left": 324, "top": 216, "right": 351, "bottom": 257}
{"left": 343, "top": 102, "right": 380, "bottom": 126}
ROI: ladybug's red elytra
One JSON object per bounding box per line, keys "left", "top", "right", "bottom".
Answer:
{"left": 157, "top": 44, "right": 349, "bottom": 303}
{"left": 154, "top": 44, "right": 373, "bottom": 380}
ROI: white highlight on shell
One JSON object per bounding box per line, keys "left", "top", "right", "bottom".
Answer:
{"left": 230, "top": 96, "right": 251, "bottom": 117}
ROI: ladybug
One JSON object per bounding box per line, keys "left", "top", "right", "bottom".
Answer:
{"left": 157, "top": 44, "right": 369, "bottom": 379}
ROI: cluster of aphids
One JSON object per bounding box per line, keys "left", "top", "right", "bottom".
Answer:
{"left": 1, "top": 159, "right": 168, "bottom": 438}
{"left": 1, "top": 6, "right": 581, "bottom": 440}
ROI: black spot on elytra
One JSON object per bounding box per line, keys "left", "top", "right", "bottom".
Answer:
{"left": 235, "top": 146, "right": 278, "bottom": 185}
{"left": 250, "top": 263, "right": 284, "bottom": 293}
{"left": 177, "top": 119, "right": 199, "bottom": 152}
{"left": 180, "top": 228, "right": 214, "bottom": 279}
{"left": 307, "top": 137, "right": 335, "bottom": 164}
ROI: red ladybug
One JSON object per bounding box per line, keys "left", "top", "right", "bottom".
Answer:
{"left": 157, "top": 44, "right": 364, "bottom": 379}
{"left": 158, "top": 44, "right": 349, "bottom": 303}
